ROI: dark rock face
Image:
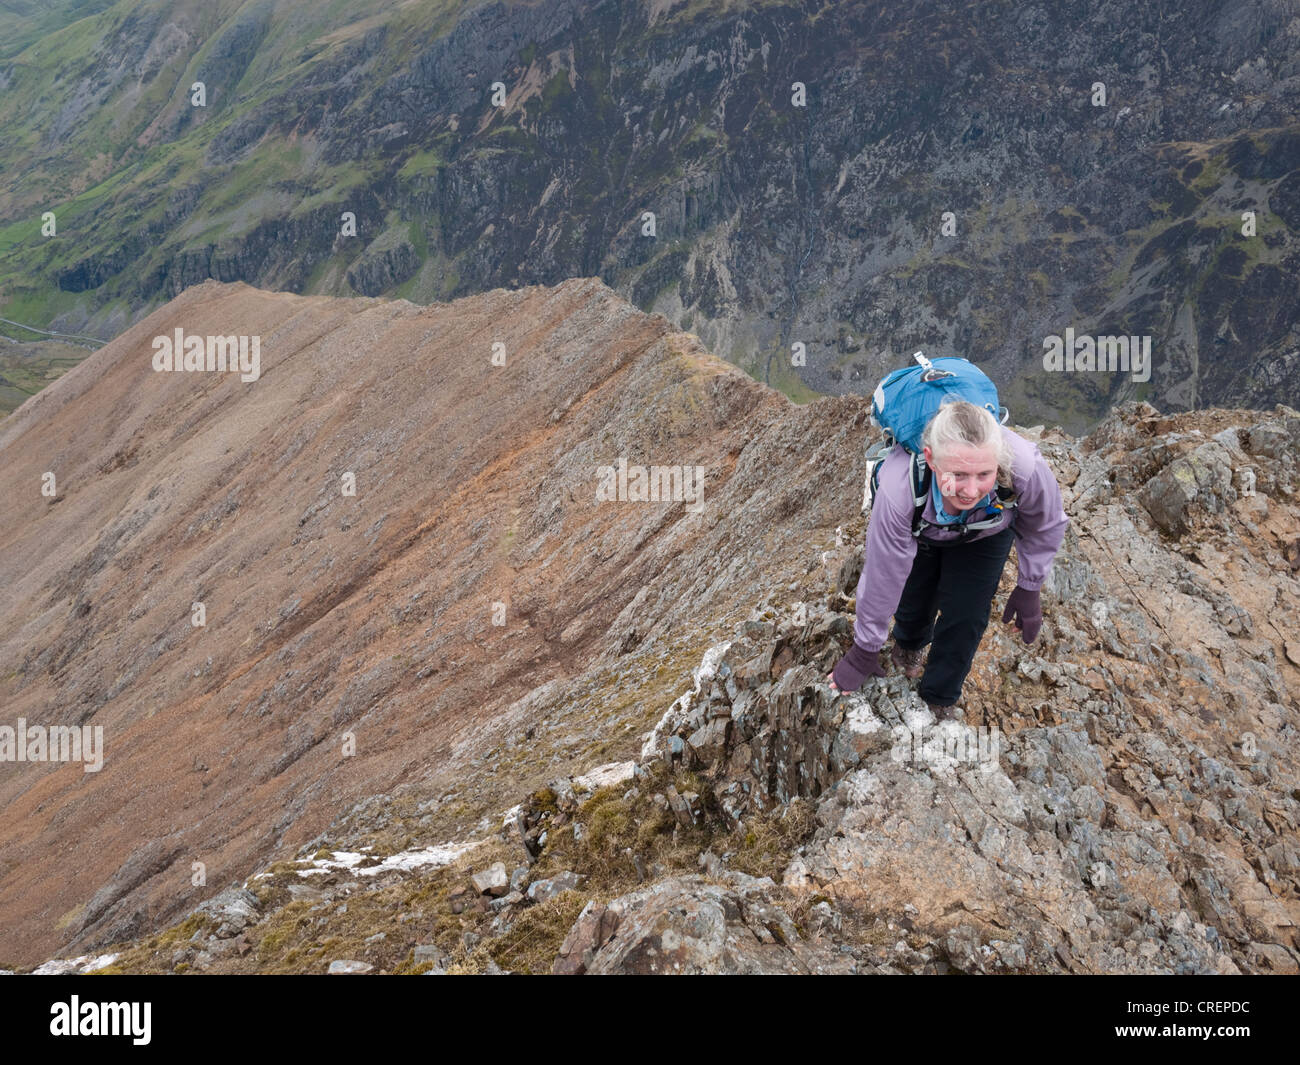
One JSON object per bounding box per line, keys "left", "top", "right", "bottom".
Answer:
{"left": 7, "top": 1, "right": 1300, "bottom": 422}
{"left": 345, "top": 231, "right": 420, "bottom": 296}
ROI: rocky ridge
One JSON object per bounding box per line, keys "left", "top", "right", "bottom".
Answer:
{"left": 24, "top": 400, "right": 1298, "bottom": 976}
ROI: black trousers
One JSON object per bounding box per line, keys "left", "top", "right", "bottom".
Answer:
{"left": 891, "top": 525, "right": 1016, "bottom": 706}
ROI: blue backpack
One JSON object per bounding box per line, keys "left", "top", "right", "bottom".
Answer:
{"left": 862, "top": 352, "right": 1016, "bottom": 539}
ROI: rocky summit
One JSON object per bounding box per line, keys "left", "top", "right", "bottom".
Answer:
{"left": 2, "top": 277, "right": 1296, "bottom": 975}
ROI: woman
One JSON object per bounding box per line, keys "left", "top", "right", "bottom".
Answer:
{"left": 828, "top": 399, "right": 1069, "bottom": 717}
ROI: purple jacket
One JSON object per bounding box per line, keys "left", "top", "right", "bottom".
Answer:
{"left": 853, "top": 426, "right": 1069, "bottom": 652}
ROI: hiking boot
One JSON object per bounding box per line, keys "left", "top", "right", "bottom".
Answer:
{"left": 890, "top": 644, "right": 926, "bottom": 679}
{"left": 925, "top": 700, "right": 956, "bottom": 721}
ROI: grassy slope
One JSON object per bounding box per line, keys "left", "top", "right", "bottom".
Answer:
{"left": 0, "top": 0, "right": 463, "bottom": 329}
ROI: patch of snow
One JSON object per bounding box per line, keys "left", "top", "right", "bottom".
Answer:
{"left": 31, "top": 952, "right": 120, "bottom": 975}
{"left": 296, "top": 840, "right": 481, "bottom": 878}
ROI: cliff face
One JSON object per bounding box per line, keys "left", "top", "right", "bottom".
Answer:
{"left": 2, "top": 0, "right": 1299, "bottom": 426}
{"left": 3, "top": 278, "right": 1298, "bottom": 975}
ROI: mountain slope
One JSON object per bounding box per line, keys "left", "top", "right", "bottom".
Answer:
{"left": 4, "top": 278, "right": 1299, "bottom": 974}
{"left": 1, "top": 0, "right": 1298, "bottom": 426}
{"left": 0, "top": 274, "right": 880, "bottom": 967}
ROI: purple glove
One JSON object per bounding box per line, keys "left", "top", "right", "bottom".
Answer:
{"left": 1002, "top": 586, "right": 1042, "bottom": 643}
{"left": 831, "top": 644, "right": 886, "bottom": 692}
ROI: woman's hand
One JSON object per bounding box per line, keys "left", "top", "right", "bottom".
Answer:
{"left": 1002, "top": 585, "right": 1042, "bottom": 643}
{"left": 828, "top": 644, "right": 885, "bottom": 693}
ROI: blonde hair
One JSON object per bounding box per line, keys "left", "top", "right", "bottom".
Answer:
{"left": 921, "top": 399, "right": 1014, "bottom": 490}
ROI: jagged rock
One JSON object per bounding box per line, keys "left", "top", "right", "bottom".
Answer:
{"left": 194, "top": 886, "right": 261, "bottom": 937}
{"left": 640, "top": 642, "right": 733, "bottom": 762}
{"left": 686, "top": 717, "right": 729, "bottom": 761}
{"left": 1245, "top": 421, "right": 1295, "bottom": 461}
{"left": 1139, "top": 440, "right": 1237, "bottom": 535}
{"left": 525, "top": 871, "right": 583, "bottom": 903}
{"left": 470, "top": 862, "right": 509, "bottom": 897}
{"left": 552, "top": 900, "right": 622, "bottom": 975}
{"left": 643, "top": 641, "right": 919, "bottom": 824}
{"left": 732, "top": 645, "right": 775, "bottom": 690}
{"left": 569, "top": 874, "right": 855, "bottom": 975}
{"left": 664, "top": 785, "right": 695, "bottom": 826}
{"left": 836, "top": 553, "right": 863, "bottom": 595}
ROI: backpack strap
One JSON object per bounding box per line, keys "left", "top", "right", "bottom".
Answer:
{"left": 860, "top": 437, "right": 897, "bottom": 514}
{"left": 907, "top": 451, "right": 930, "bottom": 538}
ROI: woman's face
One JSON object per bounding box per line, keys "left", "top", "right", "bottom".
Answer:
{"left": 923, "top": 442, "right": 999, "bottom": 512}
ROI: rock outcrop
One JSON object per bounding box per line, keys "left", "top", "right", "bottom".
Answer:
{"left": 605, "top": 403, "right": 1300, "bottom": 974}
{"left": 502, "top": 402, "right": 1300, "bottom": 974}
{"left": 554, "top": 873, "right": 856, "bottom": 975}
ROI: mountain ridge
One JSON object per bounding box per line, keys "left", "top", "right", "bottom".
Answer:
{"left": 3, "top": 277, "right": 1299, "bottom": 974}
{"left": 0, "top": 274, "right": 829, "bottom": 966}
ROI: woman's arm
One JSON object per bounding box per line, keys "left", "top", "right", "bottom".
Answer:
{"left": 1010, "top": 445, "right": 1070, "bottom": 591}
{"left": 854, "top": 450, "right": 922, "bottom": 651}
{"left": 830, "top": 460, "right": 920, "bottom": 691}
